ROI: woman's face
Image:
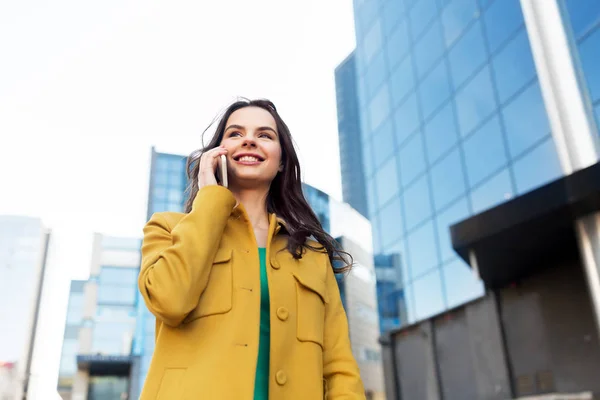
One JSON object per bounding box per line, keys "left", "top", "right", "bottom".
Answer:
{"left": 219, "top": 106, "right": 283, "bottom": 189}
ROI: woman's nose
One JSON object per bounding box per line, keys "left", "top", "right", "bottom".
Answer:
{"left": 242, "top": 137, "right": 257, "bottom": 147}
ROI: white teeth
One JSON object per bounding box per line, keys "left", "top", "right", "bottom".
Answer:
{"left": 239, "top": 156, "right": 260, "bottom": 162}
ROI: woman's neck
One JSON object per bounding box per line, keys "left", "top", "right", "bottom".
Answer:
{"left": 231, "top": 187, "right": 270, "bottom": 230}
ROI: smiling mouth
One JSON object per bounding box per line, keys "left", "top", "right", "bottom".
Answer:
{"left": 233, "top": 155, "right": 265, "bottom": 163}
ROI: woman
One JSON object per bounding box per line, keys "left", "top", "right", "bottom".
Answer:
{"left": 138, "top": 99, "right": 365, "bottom": 399}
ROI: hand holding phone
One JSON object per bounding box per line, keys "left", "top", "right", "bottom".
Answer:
{"left": 218, "top": 154, "right": 228, "bottom": 188}
{"left": 197, "top": 147, "right": 228, "bottom": 190}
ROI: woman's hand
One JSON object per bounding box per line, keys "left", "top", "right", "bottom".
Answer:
{"left": 198, "top": 146, "right": 228, "bottom": 190}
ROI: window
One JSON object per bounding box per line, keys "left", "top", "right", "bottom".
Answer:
{"left": 363, "top": 20, "right": 383, "bottom": 65}
{"left": 442, "top": 258, "right": 484, "bottom": 308}
{"left": 375, "top": 156, "right": 400, "bottom": 208}
{"left": 483, "top": 0, "right": 524, "bottom": 54}
{"left": 399, "top": 131, "right": 427, "bottom": 188}
{"left": 463, "top": 116, "right": 508, "bottom": 187}
{"left": 414, "top": 19, "right": 445, "bottom": 78}
{"left": 382, "top": 0, "right": 405, "bottom": 35}
{"left": 403, "top": 175, "right": 433, "bottom": 230}
{"left": 470, "top": 168, "right": 514, "bottom": 213}
{"left": 365, "top": 50, "right": 388, "bottom": 98}
{"left": 492, "top": 28, "right": 537, "bottom": 105}
{"left": 385, "top": 19, "right": 411, "bottom": 71}
{"left": 379, "top": 195, "right": 404, "bottom": 248}
{"left": 441, "top": 0, "right": 479, "bottom": 46}
{"left": 419, "top": 61, "right": 451, "bottom": 119}
{"left": 424, "top": 102, "right": 459, "bottom": 164}
{"left": 435, "top": 197, "right": 470, "bottom": 263}
{"left": 372, "top": 118, "right": 396, "bottom": 167}
{"left": 455, "top": 66, "right": 497, "bottom": 136}
{"left": 430, "top": 148, "right": 467, "bottom": 211}
{"left": 390, "top": 56, "right": 415, "bottom": 109}
{"left": 407, "top": 220, "right": 439, "bottom": 279}
{"left": 98, "top": 267, "right": 138, "bottom": 305}
{"left": 513, "top": 136, "right": 563, "bottom": 195}
{"left": 410, "top": 0, "right": 439, "bottom": 40}
{"left": 502, "top": 81, "right": 550, "bottom": 158}
{"left": 563, "top": 0, "right": 600, "bottom": 40}
{"left": 394, "top": 93, "right": 421, "bottom": 145}
{"left": 447, "top": 20, "right": 487, "bottom": 89}
{"left": 413, "top": 268, "right": 446, "bottom": 319}
{"left": 369, "top": 84, "right": 391, "bottom": 131}
{"left": 577, "top": 27, "right": 600, "bottom": 103}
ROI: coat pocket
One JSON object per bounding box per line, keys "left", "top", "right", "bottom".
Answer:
{"left": 156, "top": 368, "right": 186, "bottom": 399}
{"left": 183, "top": 248, "right": 233, "bottom": 324}
{"left": 293, "top": 270, "right": 329, "bottom": 348}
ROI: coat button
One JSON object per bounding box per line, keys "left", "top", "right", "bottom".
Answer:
{"left": 270, "top": 259, "right": 280, "bottom": 270}
{"left": 275, "top": 370, "right": 287, "bottom": 385}
{"left": 276, "top": 307, "right": 289, "bottom": 321}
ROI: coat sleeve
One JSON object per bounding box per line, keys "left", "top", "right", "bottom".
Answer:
{"left": 138, "top": 185, "right": 237, "bottom": 327}
{"left": 322, "top": 260, "right": 366, "bottom": 399}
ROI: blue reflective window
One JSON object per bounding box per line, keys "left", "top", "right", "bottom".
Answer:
{"left": 382, "top": 0, "right": 406, "bottom": 35}
{"left": 441, "top": 0, "right": 479, "bottom": 46}
{"left": 463, "top": 116, "right": 508, "bottom": 187}
{"left": 492, "top": 28, "right": 536, "bottom": 105}
{"left": 455, "top": 66, "right": 497, "bottom": 136}
{"left": 578, "top": 27, "right": 600, "bottom": 103}
{"left": 385, "top": 19, "right": 411, "bottom": 71}
{"left": 404, "top": 281, "right": 416, "bottom": 323}
{"left": 154, "top": 172, "right": 168, "bottom": 186}
{"left": 470, "top": 168, "right": 514, "bottom": 213}
{"left": 369, "top": 84, "right": 392, "bottom": 131}
{"left": 373, "top": 215, "right": 384, "bottom": 254}
{"left": 403, "top": 175, "right": 433, "bottom": 230}
{"left": 390, "top": 56, "right": 415, "bottom": 108}
{"left": 394, "top": 93, "right": 420, "bottom": 145}
{"left": 399, "top": 131, "right": 427, "bottom": 187}
{"left": 363, "top": 140, "right": 375, "bottom": 178}
{"left": 168, "top": 189, "right": 182, "bottom": 203}
{"left": 412, "top": 268, "right": 446, "bottom": 319}
{"left": 363, "top": 20, "right": 383, "bottom": 65}
{"left": 376, "top": 156, "right": 400, "bottom": 208}
{"left": 483, "top": 0, "right": 524, "bottom": 54}
{"left": 419, "top": 61, "right": 451, "bottom": 119}
{"left": 97, "top": 286, "right": 136, "bottom": 305}
{"left": 365, "top": 50, "right": 388, "bottom": 98}
{"left": 430, "top": 148, "right": 466, "bottom": 211}
{"left": 153, "top": 186, "right": 166, "bottom": 201}
{"left": 367, "top": 178, "right": 379, "bottom": 217}
{"left": 435, "top": 197, "right": 470, "bottom": 263}
{"left": 502, "top": 81, "right": 550, "bottom": 158}
{"left": 447, "top": 20, "right": 487, "bottom": 89}
{"left": 410, "top": 0, "right": 439, "bottom": 39}
{"left": 513, "top": 136, "right": 563, "bottom": 195}
{"left": 414, "top": 19, "right": 445, "bottom": 78}
{"left": 424, "top": 103, "right": 459, "bottom": 164}
{"left": 379, "top": 195, "right": 404, "bottom": 247}
{"left": 563, "top": 0, "right": 600, "bottom": 40}
{"left": 372, "top": 118, "right": 396, "bottom": 167}
{"left": 99, "top": 267, "right": 137, "bottom": 286}
{"left": 407, "top": 220, "right": 439, "bottom": 278}
{"left": 595, "top": 104, "right": 600, "bottom": 130}
{"left": 442, "top": 258, "right": 484, "bottom": 308}
{"left": 384, "top": 239, "right": 411, "bottom": 286}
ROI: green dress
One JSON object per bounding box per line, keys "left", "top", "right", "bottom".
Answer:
{"left": 254, "top": 248, "right": 270, "bottom": 399}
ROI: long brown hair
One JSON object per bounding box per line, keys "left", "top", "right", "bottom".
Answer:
{"left": 184, "top": 98, "right": 352, "bottom": 273}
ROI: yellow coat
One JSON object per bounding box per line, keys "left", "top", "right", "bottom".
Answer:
{"left": 138, "top": 185, "right": 366, "bottom": 399}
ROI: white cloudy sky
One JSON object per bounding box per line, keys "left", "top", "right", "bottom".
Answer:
{"left": 0, "top": 0, "right": 356, "bottom": 394}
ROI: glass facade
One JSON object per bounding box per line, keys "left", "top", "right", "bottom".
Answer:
{"left": 335, "top": 52, "right": 369, "bottom": 218}
{"left": 58, "top": 280, "right": 85, "bottom": 390}
{"left": 345, "top": 0, "right": 600, "bottom": 326}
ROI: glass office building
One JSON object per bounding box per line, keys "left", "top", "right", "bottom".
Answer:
{"left": 343, "top": 0, "right": 599, "bottom": 325}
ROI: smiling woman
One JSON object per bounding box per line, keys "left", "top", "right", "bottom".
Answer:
{"left": 137, "top": 98, "right": 366, "bottom": 399}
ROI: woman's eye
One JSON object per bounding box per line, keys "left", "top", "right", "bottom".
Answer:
{"left": 229, "top": 131, "right": 241, "bottom": 137}
{"left": 259, "top": 133, "right": 272, "bottom": 139}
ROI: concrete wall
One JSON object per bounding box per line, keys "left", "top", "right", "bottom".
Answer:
{"left": 381, "top": 260, "right": 600, "bottom": 399}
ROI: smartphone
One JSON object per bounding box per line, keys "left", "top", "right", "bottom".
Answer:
{"left": 217, "top": 154, "right": 228, "bottom": 188}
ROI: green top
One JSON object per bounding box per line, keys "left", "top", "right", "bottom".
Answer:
{"left": 254, "top": 248, "right": 270, "bottom": 400}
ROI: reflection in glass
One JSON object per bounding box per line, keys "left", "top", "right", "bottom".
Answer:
{"left": 372, "top": 119, "right": 396, "bottom": 168}
{"left": 363, "top": 20, "right": 383, "bottom": 65}
{"left": 463, "top": 116, "right": 508, "bottom": 187}
{"left": 390, "top": 56, "right": 415, "bottom": 109}
{"left": 382, "top": 0, "right": 405, "bottom": 35}
{"left": 424, "top": 102, "right": 459, "bottom": 164}
{"left": 441, "top": 0, "right": 479, "bottom": 46}
{"left": 447, "top": 20, "right": 487, "bottom": 89}
{"left": 369, "top": 84, "right": 391, "bottom": 131}
{"left": 412, "top": 268, "right": 445, "bottom": 320}
{"left": 455, "top": 66, "right": 497, "bottom": 136}
{"left": 442, "top": 258, "right": 484, "bottom": 308}
{"left": 375, "top": 156, "right": 400, "bottom": 208}
{"left": 577, "top": 27, "right": 600, "bottom": 103}
{"left": 365, "top": 50, "right": 388, "bottom": 98}
{"left": 385, "top": 19, "right": 411, "bottom": 71}
{"left": 394, "top": 93, "right": 420, "bottom": 145}
{"left": 399, "top": 131, "right": 427, "bottom": 188}
{"left": 403, "top": 175, "right": 433, "bottom": 231}
{"left": 430, "top": 149, "right": 466, "bottom": 211}
{"left": 379, "top": 195, "right": 404, "bottom": 248}
{"left": 563, "top": 0, "right": 600, "bottom": 40}
{"left": 513, "top": 136, "right": 563, "bottom": 194}
{"left": 492, "top": 28, "right": 536, "bottom": 105}
{"left": 470, "top": 168, "right": 514, "bottom": 214}
{"left": 502, "top": 81, "right": 551, "bottom": 158}
{"left": 410, "top": 0, "right": 438, "bottom": 40}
